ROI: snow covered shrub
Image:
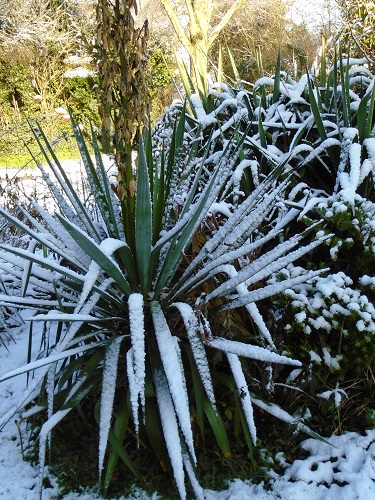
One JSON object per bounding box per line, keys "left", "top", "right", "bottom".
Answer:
{"left": 156, "top": 51, "right": 375, "bottom": 438}
{"left": 266, "top": 190, "right": 375, "bottom": 434}
{"left": 0, "top": 110, "right": 326, "bottom": 498}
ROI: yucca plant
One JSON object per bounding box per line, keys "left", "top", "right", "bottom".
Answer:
{"left": 154, "top": 46, "right": 375, "bottom": 444}
{"left": 0, "top": 106, "right": 327, "bottom": 499}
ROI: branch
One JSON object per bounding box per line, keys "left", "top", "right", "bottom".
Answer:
{"left": 208, "top": 0, "right": 247, "bottom": 49}
{"left": 184, "top": 0, "right": 199, "bottom": 35}
{"left": 159, "top": 0, "right": 192, "bottom": 51}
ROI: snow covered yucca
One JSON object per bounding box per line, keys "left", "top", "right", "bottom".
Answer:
{"left": 0, "top": 106, "right": 324, "bottom": 499}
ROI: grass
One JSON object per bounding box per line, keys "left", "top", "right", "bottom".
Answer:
{"left": 0, "top": 140, "right": 82, "bottom": 170}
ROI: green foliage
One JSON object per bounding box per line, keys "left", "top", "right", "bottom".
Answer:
{"left": 149, "top": 47, "right": 174, "bottom": 122}
{"left": 169, "top": 48, "right": 375, "bottom": 440}
{"left": 335, "top": 0, "right": 375, "bottom": 61}
{"left": 2, "top": 46, "right": 375, "bottom": 498}
{"left": 0, "top": 60, "right": 39, "bottom": 127}
{"left": 58, "top": 76, "right": 101, "bottom": 130}
{"left": 0, "top": 101, "right": 324, "bottom": 499}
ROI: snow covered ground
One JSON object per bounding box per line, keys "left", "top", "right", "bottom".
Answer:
{"left": 0, "top": 320, "right": 374, "bottom": 499}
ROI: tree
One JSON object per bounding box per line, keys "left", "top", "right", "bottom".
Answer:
{"left": 211, "top": 0, "right": 320, "bottom": 81}
{"left": 156, "top": 0, "right": 247, "bottom": 93}
{"left": 0, "top": 0, "right": 94, "bottom": 116}
{"left": 334, "top": 0, "right": 375, "bottom": 61}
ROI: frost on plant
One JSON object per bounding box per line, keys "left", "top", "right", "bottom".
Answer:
{"left": 3, "top": 55, "right": 375, "bottom": 498}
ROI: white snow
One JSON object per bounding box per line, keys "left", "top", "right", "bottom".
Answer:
{"left": 226, "top": 352, "right": 257, "bottom": 444}
{"left": 98, "top": 336, "right": 124, "bottom": 478}
{"left": 153, "top": 370, "right": 187, "bottom": 500}
{"left": 150, "top": 301, "right": 196, "bottom": 464}
{"left": 207, "top": 337, "right": 302, "bottom": 366}
{"left": 127, "top": 293, "right": 146, "bottom": 435}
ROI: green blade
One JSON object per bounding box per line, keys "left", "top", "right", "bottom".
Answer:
{"left": 135, "top": 140, "right": 152, "bottom": 295}
{"left": 56, "top": 215, "right": 132, "bottom": 295}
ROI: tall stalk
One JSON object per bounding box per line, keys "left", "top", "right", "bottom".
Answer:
{"left": 96, "top": 0, "right": 150, "bottom": 251}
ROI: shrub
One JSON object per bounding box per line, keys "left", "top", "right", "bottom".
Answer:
{"left": 0, "top": 105, "right": 325, "bottom": 498}
{"left": 169, "top": 48, "right": 375, "bottom": 437}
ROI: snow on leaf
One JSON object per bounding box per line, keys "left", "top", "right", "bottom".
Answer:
{"left": 38, "top": 408, "right": 71, "bottom": 498}
{"left": 150, "top": 301, "right": 196, "bottom": 463}
{"left": 29, "top": 312, "right": 111, "bottom": 322}
{"left": 25, "top": 200, "right": 91, "bottom": 268}
{"left": 182, "top": 452, "right": 204, "bottom": 499}
{"left": 244, "top": 301, "right": 275, "bottom": 349}
{"left": 46, "top": 363, "right": 56, "bottom": 421}
{"left": 217, "top": 269, "right": 327, "bottom": 311}
{"left": 0, "top": 342, "right": 104, "bottom": 384}
{"left": 207, "top": 264, "right": 276, "bottom": 349}
{"left": 127, "top": 293, "right": 146, "bottom": 434}
{"left": 154, "top": 369, "right": 186, "bottom": 500}
{"left": 190, "top": 94, "right": 217, "bottom": 127}
{"left": 76, "top": 260, "right": 101, "bottom": 312}
{"left": 207, "top": 337, "right": 301, "bottom": 366}
{"left": 317, "top": 386, "right": 348, "bottom": 408}
{"left": 206, "top": 237, "right": 324, "bottom": 303}
{"left": 226, "top": 352, "right": 257, "bottom": 444}
{"left": 172, "top": 302, "right": 216, "bottom": 410}
{"left": 98, "top": 336, "right": 124, "bottom": 478}
{"left": 250, "top": 392, "right": 324, "bottom": 441}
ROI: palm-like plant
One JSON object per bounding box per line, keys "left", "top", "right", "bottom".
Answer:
{"left": 0, "top": 108, "right": 326, "bottom": 498}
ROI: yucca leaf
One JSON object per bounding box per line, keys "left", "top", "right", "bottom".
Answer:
{"left": 365, "top": 81, "right": 375, "bottom": 139}
{"left": 143, "top": 394, "right": 170, "bottom": 471}
{"left": 172, "top": 302, "right": 216, "bottom": 410}
{"left": 273, "top": 48, "right": 281, "bottom": 103}
{"left": 29, "top": 121, "right": 101, "bottom": 240}
{"left": 88, "top": 123, "right": 123, "bottom": 241}
{"left": 55, "top": 216, "right": 132, "bottom": 295}
{"left": 205, "top": 236, "right": 324, "bottom": 302}
{"left": 61, "top": 354, "right": 105, "bottom": 411}
{"left": 98, "top": 336, "right": 124, "bottom": 479}
{"left": 228, "top": 47, "right": 240, "bottom": 83}
{"left": 250, "top": 393, "right": 329, "bottom": 444}
{"left": 152, "top": 144, "right": 165, "bottom": 245}
{"left": 94, "top": 397, "right": 145, "bottom": 486}
{"left": 127, "top": 293, "right": 146, "bottom": 435}
{"left": 258, "top": 105, "right": 267, "bottom": 149}
{"left": 107, "top": 429, "right": 144, "bottom": 483}
{"left": 135, "top": 140, "right": 152, "bottom": 295}
{"left": 154, "top": 369, "right": 187, "bottom": 499}
{"left": 103, "top": 395, "right": 130, "bottom": 494}
{"left": 21, "top": 239, "right": 37, "bottom": 298}
{"left": 357, "top": 91, "right": 371, "bottom": 143}
{"left": 176, "top": 57, "right": 195, "bottom": 102}
{"left": 203, "top": 398, "right": 231, "bottom": 459}
{"left": 0, "top": 206, "right": 87, "bottom": 273}
{"left": 56, "top": 350, "right": 102, "bottom": 392}
{"left": 216, "top": 268, "right": 326, "bottom": 312}
{"left": 0, "top": 342, "right": 104, "bottom": 383}
{"left": 238, "top": 401, "right": 255, "bottom": 458}
{"left": 226, "top": 353, "right": 256, "bottom": 444}
{"left": 207, "top": 337, "right": 301, "bottom": 366}
{"left": 339, "top": 51, "right": 351, "bottom": 128}
{"left": 185, "top": 345, "right": 206, "bottom": 442}
{"left": 306, "top": 72, "right": 327, "bottom": 141}
{"left": 150, "top": 301, "right": 196, "bottom": 463}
